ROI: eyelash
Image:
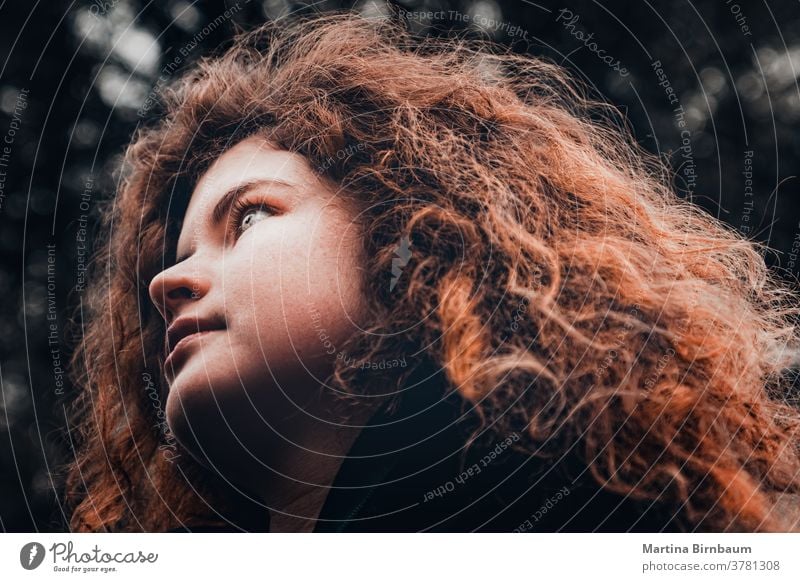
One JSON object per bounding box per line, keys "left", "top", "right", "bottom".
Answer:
{"left": 228, "top": 196, "right": 278, "bottom": 239}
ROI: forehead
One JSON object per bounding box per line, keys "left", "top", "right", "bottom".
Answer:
{"left": 173, "top": 136, "right": 358, "bottom": 256}
{"left": 186, "top": 136, "right": 313, "bottom": 215}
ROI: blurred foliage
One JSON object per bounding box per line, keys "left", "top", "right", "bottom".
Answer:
{"left": 2, "top": 0, "right": 800, "bottom": 531}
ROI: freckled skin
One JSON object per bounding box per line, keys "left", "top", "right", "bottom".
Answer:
{"left": 148, "top": 136, "right": 368, "bottom": 490}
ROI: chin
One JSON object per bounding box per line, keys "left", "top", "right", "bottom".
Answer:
{"left": 164, "top": 362, "right": 282, "bottom": 487}
{"left": 166, "top": 359, "right": 229, "bottom": 425}
{"left": 164, "top": 367, "right": 234, "bottom": 470}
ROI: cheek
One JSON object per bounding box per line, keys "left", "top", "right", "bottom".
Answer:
{"left": 222, "top": 218, "right": 365, "bottom": 367}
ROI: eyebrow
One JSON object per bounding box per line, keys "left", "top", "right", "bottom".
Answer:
{"left": 174, "top": 177, "right": 299, "bottom": 264}
{"left": 210, "top": 177, "right": 298, "bottom": 225}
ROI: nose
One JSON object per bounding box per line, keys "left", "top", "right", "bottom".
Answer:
{"left": 148, "top": 259, "right": 211, "bottom": 323}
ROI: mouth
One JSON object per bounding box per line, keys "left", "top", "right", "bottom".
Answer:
{"left": 164, "top": 316, "right": 226, "bottom": 376}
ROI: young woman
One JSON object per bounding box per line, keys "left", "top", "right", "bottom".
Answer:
{"left": 64, "top": 13, "right": 800, "bottom": 532}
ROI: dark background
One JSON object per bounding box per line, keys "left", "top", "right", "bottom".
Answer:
{"left": 1, "top": 0, "right": 799, "bottom": 532}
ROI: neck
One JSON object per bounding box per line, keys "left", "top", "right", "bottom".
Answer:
{"left": 255, "top": 393, "right": 379, "bottom": 532}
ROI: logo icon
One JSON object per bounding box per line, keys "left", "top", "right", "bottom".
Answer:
{"left": 20, "top": 542, "right": 46, "bottom": 570}
{"left": 390, "top": 235, "right": 412, "bottom": 291}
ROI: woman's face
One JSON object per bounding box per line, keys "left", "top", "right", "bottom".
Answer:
{"left": 147, "top": 136, "right": 367, "bottom": 473}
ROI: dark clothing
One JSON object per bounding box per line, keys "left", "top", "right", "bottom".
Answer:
{"left": 312, "top": 391, "right": 683, "bottom": 533}
{"left": 169, "top": 386, "right": 684, "bottom": 533}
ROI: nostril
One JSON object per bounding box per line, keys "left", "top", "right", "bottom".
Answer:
{"left": 167, "top": 286, "right": 195, "bottom": 301}
{"left": 148, "top": 264, "right": 210, "bottom": 321}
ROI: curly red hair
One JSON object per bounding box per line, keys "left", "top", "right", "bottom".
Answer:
{"left": 64, "top": 12, "right": 800, "bottom": 532}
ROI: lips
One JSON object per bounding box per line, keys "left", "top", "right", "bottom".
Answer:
{"left": 164, "top": 315, "right": 226, "bottom": 370}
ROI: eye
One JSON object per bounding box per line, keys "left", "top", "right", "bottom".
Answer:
{"left": 238, "top": 206, "right": 271, "bottom": 233}
{"left": 229, "top": 199, "right": 277, "bottom": 237}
